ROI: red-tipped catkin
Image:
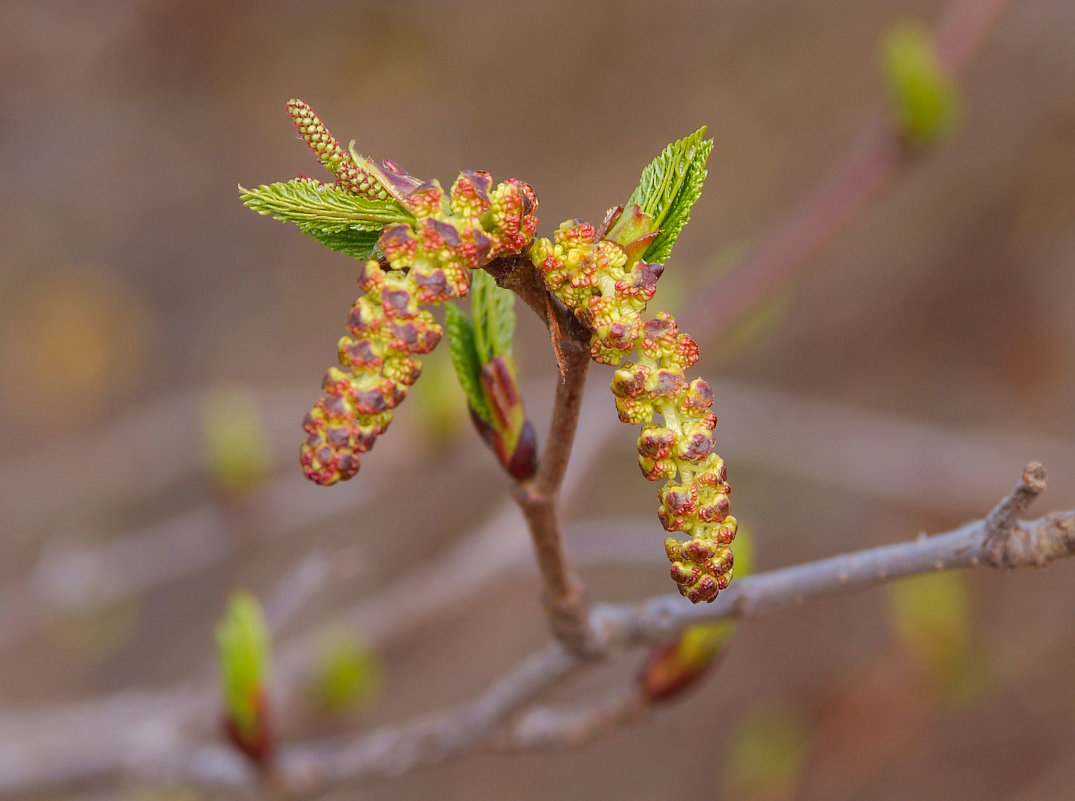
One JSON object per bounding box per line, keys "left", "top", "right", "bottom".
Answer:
{"left": 530, "top": 222, "right": 737, "bottom": 603}
{"left": 301, "top": 168, "right": 539, "bottom": 486}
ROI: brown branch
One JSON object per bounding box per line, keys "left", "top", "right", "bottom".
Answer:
{"left": 486, "top": 250, "right": 599, "bottom": 654}
{"left": 6, "top": 465, "right": 1065, "bottom": 798}
{"left": 512, "top": 316, "right": 595, "bottom": 655}
{"left": 485, "top": 255, "right": 550, "bottom": 325}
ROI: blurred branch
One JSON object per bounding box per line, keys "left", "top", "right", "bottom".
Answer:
{"left": 501, "top": 686, "right": 648, "bottom": 751}
{"left": 680, "top": 0, "right": 1015, "bottom": 341}
{"left": 7, "top": 374, "right": 1069, "bottom": 653}
{"left": 0, "top": 470, "right": 385, "bottom": 650}
{"left": 3, "top": 464, "right": 1070, "bottom": 798}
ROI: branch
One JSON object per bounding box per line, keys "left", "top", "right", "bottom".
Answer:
{"left": 604, "top": 465, "right": 1069, "bottom": 643}
{"left": 679, "top": 0, "right": 1016, "bottom": 343}
{"left": 512, "top": 305, "right": 596, "bottom": 655}
{"left": 7, "top": 465, "right": 1067, "bottom": 798}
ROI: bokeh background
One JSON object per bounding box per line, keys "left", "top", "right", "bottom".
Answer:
{"left": 2, "top": 0, "right": 1074, "bottom": 799}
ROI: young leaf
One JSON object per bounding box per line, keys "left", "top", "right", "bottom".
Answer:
{"left": 201, "top": 385, "right": 271, "bottom": 496}
{"left": 310, "top": 630, "right": 382, "bottom": 715}
{"left": 621, "top": 127, "right": 713, "bottom": 264}
{"left": 216, "top": 591, "right": 270, "bottom": 745}
{"left": 445, "top": 302, "right": 493, "bottom": 425}
{"left": 471, "top": 269, "right": 516, "bottom": 360}
{"left": 882, "top": 21, "right": 958, "bottom": 145}
{"left": 723, "top": 700, "right": 810, "bottom": 800}
{"left": 240, "top": 178, "right": 412, "bottom": 259}
{"left": 305, "top": 227, "right": 383, "bottom": 260}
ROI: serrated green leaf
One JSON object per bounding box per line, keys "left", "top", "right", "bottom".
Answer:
{"left": 470, "top": 269, "right": 515, "bottom": 360}
{"left": 623, "top": 127, "right": 713, "bottom": 263}
{"left": 240, "top": 179, "right": 412, "bottom": 260}
{"left": 306, "top": 227, "right": 383, "bottom": 260}
{"left": 240, "top": 178, "right": 410, "bottom": 230}
{"left": 445, "top": 302, "right": 493, "bottom": 424}
{"left": 882, "top": 21, "right": 958, "bottom": 145}
{"left": 216, "top": 591, "right": 270, "bottom": 741}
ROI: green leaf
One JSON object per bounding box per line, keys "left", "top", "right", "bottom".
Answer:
{"left": 239, "top": 178, "right": 412, "bottom": 259}
{"left": 470, "top": 269, "right": 516, "bottom": 360}
{"left": 310, "top": 630, "right": 382, "bottom": 715}
{"left": 216, "top": 591, "right": 270, "bottom": 742}
{"left": 201, "top": 385, "right": 271, "bottom": 496}
{"left": 882, "top": 21, "right": 958, "bottom": 145}
{"left": 622, "top": 127, "right": 713, "bottom": 263}
{"left": 305, "top": 227, "right": 384, "bottom": 260}
{"left": 887, "top": 571, "right": 976, "bottom": 698}
{"left": 723, "top": 700, "right": 810, "bottom": 800}
{"left": 445, "top": 302, "right": 493, "bottom": 424}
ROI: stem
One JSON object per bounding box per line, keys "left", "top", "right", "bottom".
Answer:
{"left": 47, "top": 477, "right": 1069, "bottom": 797}
{"left": 485, "top": 255, "right": 550, "bottom": 325}
{"left": 606, "top": 465, "right": 1068, "bottom": 643}
{"left": 512, "top": 307, "right": 595, "bottom": 655}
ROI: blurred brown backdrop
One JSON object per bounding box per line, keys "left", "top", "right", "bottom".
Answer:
{"left": 1, "top": 1, "right": 1073, "bottom": 799}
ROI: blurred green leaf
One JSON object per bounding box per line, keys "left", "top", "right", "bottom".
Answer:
{"left": 724, "top": 700, "right": 810, "bottom": 801}
{"left": 882, "top": 21, "right": 959, "bottom": 145}
{"left": 887, "top": 571, "right": 977, "bottom": 700}
{"left": 216, "top": 591, "right": 270, "bottom": 742}
{"left": 445, "top": 302, "right": 494, "bottom": 425}
{"left": 642, "top": 528, "right": 755, "bottom": 699}
{"left": 732, "top": 523, "right": 755, "bottom": 578}
{"left": 620, "top": 127, "right": 713, "bottom": 263}
{"left": 310, "top": 631, "right": 382, "bottom": 715}
{"left": 411, "top": 351, "right": 469, "bottom": 444}
{"left": 201, "top": 386, "right": 272, "bottom": 496}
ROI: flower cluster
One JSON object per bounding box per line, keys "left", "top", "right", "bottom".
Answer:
{"left": 531, "top": 220, "right": 736, "bottom": 603}
{"left": 300, "top": 168, "right": 539, "bottom": 485}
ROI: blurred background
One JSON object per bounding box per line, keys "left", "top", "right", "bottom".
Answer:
{"left": 1, "top": 0, "right": 1073, "bottom": 799}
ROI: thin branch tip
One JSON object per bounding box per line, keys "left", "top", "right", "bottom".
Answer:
{"left": 983, "top": 461, "right": 1049, "bottom": 563}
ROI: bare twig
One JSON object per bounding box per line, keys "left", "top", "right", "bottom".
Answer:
{"left": 263, "top": 551, "right": 335, "bottom": 634}
{"left": 4, "top": 465, "right": 1068, "bottom": 799}
{"left": 512, "top": 316, "right": 595, "bottom": 654}
{"left": 609, "top": 469, "right": 1070, "bottom": 643}
{"left": 502, "top": 686, "right": 648, "bottom": 751}
{"left": 984, "top": 460, "right": 1047, "bottom": 536}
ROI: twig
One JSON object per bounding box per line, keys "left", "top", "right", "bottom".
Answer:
{"left": 608, "top": 467, "right": 1071, "bottom": 643}
{"left": 263, "top": 551, "right": 335, "bottom": 634}
{"left": 4, "top": 466, "right": 1068, "bottom": 798}
{"left": 982, "top": 461, "right": 1054, "bottom": 568}
{"left": 501, "top": 686, "right": 649, "bottom": 751}
{"left": 984, "top": 460, "right": 1047, "bottom": 537}
{"left": 512, "top": 313, "right": 595, "bottom": 655}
